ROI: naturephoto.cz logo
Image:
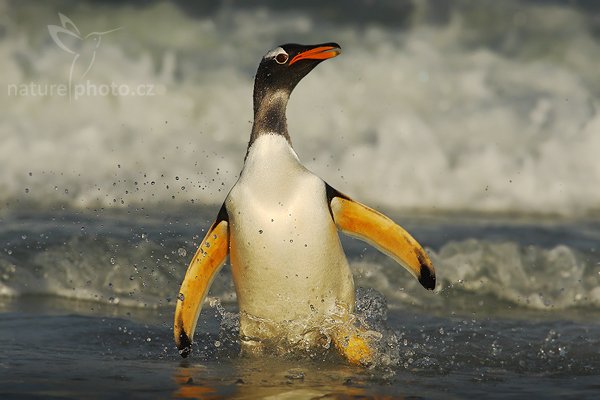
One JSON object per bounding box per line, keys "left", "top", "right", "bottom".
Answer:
{"left": 7, "top": 13, "right": 158, "bottom": 101}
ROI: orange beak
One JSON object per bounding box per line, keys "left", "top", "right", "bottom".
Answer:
{"left": 289, "top": 46, "right": 341, "bottom": 66}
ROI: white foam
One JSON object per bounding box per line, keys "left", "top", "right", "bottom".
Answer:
{"left": 352, "top": 239, "right": 600, "bottom": 311}
{"left": 3, "top": 234, "right": 597, "bottom": 311}
{"left": 2, "top": 2, "right": 600, "bottom": 215}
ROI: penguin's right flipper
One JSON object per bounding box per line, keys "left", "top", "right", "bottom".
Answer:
{"left": 326, "top": 184, "right": 436, "bottom": 290}
{"left": 174, "top": 204, "right": 230, "bottom": 357}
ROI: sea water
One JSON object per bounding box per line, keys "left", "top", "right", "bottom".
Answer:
{"left": 1, "top": 1, "right": 600, "bottom": 398}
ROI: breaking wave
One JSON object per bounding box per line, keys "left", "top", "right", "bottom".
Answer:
{"left": 2, "top": 232, "right": 598, "bottom": 312}
{"left": 1, "top": 1, "right": 600, "bottom": 215}
{"left": 353, "top": 239, "right": 600, "bottom": 311}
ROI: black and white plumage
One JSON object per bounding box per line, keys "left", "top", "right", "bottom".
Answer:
{"left": 174, "top": 43, "right": 435, "bottom": 364}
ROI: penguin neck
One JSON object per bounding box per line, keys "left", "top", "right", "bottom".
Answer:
{"left": 249, "top": 88, "right": 292, "bottom": 147}
{"left": 241, "top": 134, "right": 304, "bottom": 194}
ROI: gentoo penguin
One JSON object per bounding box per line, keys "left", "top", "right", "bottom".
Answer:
{"left": 174, "top": 43, "right": 435, "bottom": 365}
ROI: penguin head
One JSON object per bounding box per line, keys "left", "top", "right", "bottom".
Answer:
{"left": 254, "top": 43, "right": 341, "bottom": 105}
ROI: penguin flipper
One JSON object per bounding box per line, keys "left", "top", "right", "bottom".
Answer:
{"left": 174, "top": 204, "right": 229, "bottom": 357}
{"left": 326, "top": 184, "right": 436, "bottom": 290}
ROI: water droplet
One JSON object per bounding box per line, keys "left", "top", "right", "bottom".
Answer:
{"left": 110, "top": 257, "right": 115, "bottom": 265}
{"left": 178, "top": 248, "right": 187, "bottom": 257}
{"left": 129, "top": 275, "right": 134, "bottom": 281}
{"left": 258, "top": 230, "right": 263, "bottom": 234}
{"left": 214, "top": 340, "right": 221, "bottom": 348}
{"left": 558, "top": 346, "right": 567, "bottom": 357}
{"left": 146, "top": 337, "right": 152, "bottom": 342}
{"left": 285, "top": 369, "right": 305, "bottom": 380}
{"left": 178, "top": 293, "right": 185, "bottom": 301}
{"left": 21, "top": 235, "right": 27, "bottom": 240}
{"left": 24, "top": 188, "right": 29, "bottom": 193}
{"left": 204, "top": 242, "right": 210, "bottom": 248}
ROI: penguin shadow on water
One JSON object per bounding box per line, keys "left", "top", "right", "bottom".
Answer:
{"left": 47, "top": 13, "right": 121, "bottom": 99}
{"left": 173, "top": 42, "right": 437, "bottom": 369}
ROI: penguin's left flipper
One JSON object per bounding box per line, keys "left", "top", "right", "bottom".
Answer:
{"left": 174, "top": 204, "right": 229, "bottom": 357}
{"left": 327, "top": 184, "right": 436, "bottom": 290}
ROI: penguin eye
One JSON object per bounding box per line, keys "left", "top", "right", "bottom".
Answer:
{"left": 275, "top": 53, "right": 289, "bottom": 64}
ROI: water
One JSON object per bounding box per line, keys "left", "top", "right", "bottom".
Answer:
{"left": 2, "top": 0, "right": 600, "bottom": 398}
{"left": 2, "top": 0, "right": 600, "bottom": 214}
{"left": 1, "top": 209, "right": 599, "bottom": 398}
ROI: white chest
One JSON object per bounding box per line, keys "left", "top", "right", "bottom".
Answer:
{"left": 225, "top": 135, "right": 354, "bottom": 329}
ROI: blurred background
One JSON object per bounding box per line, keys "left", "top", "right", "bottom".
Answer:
{"left": 2, "top": 0, "right": 599, "bottom": 216}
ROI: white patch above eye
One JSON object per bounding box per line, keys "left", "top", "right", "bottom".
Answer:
{"left": 264, "top": 46, "right": 287, "bottom": 60}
